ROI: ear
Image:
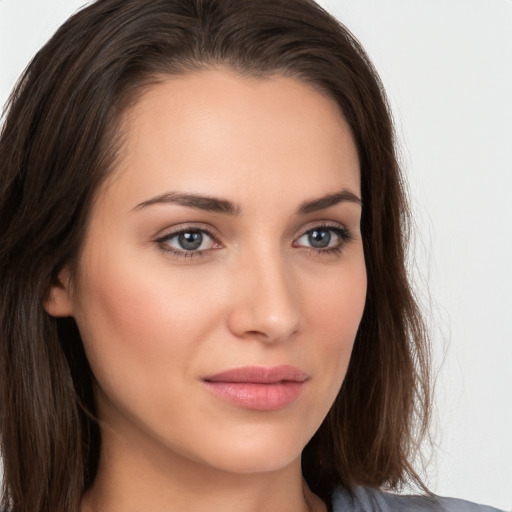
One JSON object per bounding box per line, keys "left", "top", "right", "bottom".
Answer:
{"left": 43, "top": 266, "right": 74, "bottom": 317}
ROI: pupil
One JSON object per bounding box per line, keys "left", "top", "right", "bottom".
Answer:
{"left": 178, "top": 231, "right": 203, "bottom": 250}
{"left": 309, "top": 229, "right": 331, "bottom": 248}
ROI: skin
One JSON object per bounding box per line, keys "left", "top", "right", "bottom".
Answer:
{"left": 46, "top": 69, "right": 367, "bottom": 512}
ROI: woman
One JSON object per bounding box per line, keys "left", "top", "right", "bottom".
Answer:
{"left": 0, "top": 1, "right": 504, "bottom": 511}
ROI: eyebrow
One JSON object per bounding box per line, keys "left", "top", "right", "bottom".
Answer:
{"left": 133, "top": 189, "right": 361, "bottom": 215}
{"left": 296, "top": 190, "right": 362, "bottom": 215}
{"left": 133, "top": 192, "right": 242, "bottom": 215}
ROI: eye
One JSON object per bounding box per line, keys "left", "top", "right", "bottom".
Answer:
{"left": 156, "top": 228, "right": 220, "bottom": 257}
{"left": 294, "top": 224, "right": 352, "bottom": 253}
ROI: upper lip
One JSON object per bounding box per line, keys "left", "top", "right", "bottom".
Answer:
{"left": 203, "top": 365, "right": 309, "bottom": 384}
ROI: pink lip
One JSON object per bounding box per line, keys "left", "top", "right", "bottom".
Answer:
{"left": 202, "top": 365, "right": 309, "bottom": 411}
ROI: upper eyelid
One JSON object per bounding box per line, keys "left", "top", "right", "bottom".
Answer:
{"left": 294, "top": 224, "right": 351, "bottom": 245}
{"left": 297, "top": 221, "right": 347, "bottom": 236}
{"left": 155, "top": 226, "right": 219, "bottom": 258}
{"left": 155, "top": 221, "right": 347, "bottom": 240}
{"left": 155, "top": 223, "right": 219, "bottom": 242}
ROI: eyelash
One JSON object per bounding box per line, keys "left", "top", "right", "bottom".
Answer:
{"left": 155, "top": 225, "right": 219, "bottom": 259}
{"left": 155, "top": 223, "right": 353, "bottom": 260}
{"left": 293, "top": 224, "right": 354, "bottom": 256}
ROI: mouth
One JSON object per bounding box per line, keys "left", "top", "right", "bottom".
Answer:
{"left": 202, "top": 365, "right": 309, "bottom": 411}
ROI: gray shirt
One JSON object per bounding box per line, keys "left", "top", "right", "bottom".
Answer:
{"left": 331, "top": 486, "right": 505, "bottom": 512}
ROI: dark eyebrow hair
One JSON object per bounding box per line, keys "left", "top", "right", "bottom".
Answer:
{"left": 133, "top": 188, "right": 361, "bottom": 216}
{"left": 296, "top": 189, "right": 362, "bottom": 215}
{"left": 133, "top": 192, "right": 242, "bottom": 215}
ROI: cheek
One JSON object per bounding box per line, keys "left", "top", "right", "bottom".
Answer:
{"left": 302, "top": 255, "right": 367, "bottom": 391}
{"left": 71, "top": 256, "right": 229, "bottom": 450}
{"left": 75, "top": 248, "right": 213, "bottom": 349}
{"left": 71, "top": 250, "right": 212, "bottom": 396}
{"left": 307, "top": 252, "right": 366, "bottom": 335}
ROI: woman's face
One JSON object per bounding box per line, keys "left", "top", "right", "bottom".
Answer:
{"left": 49, "top": 69, "right": 366, "bottom": 475}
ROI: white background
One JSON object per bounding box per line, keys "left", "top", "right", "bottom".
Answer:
{"left": 1, "top": 0, "right": 511, "bottom": 510}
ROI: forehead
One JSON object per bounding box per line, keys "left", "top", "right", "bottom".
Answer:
{"left": 103, "top": 68, "right": 360, "bottom": 211}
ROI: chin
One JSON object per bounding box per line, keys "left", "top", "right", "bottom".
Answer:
{"left": 203, "top": 446, "right": 302, "bottom": 475}
{"left": 178, "top": 422, "right": 313, "bottom": 475}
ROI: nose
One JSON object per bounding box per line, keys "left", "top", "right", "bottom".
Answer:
{"left": 227, "top": 249, "right": 301, "bottom": 344}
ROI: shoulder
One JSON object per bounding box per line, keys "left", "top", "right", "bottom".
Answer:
{"left": 331, "top": 486, "right": 505, "bottom": 512}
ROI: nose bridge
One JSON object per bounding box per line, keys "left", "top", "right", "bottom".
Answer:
{"left": 228, "top": 240, "right": 300, "bottom": 342}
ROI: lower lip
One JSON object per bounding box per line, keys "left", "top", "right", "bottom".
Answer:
{"left": 203, "top": 381, "right": 305, "bottom": 411}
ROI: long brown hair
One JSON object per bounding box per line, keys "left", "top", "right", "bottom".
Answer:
{"left": 0, "top": 0, "right": 431, "bottom": 510}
